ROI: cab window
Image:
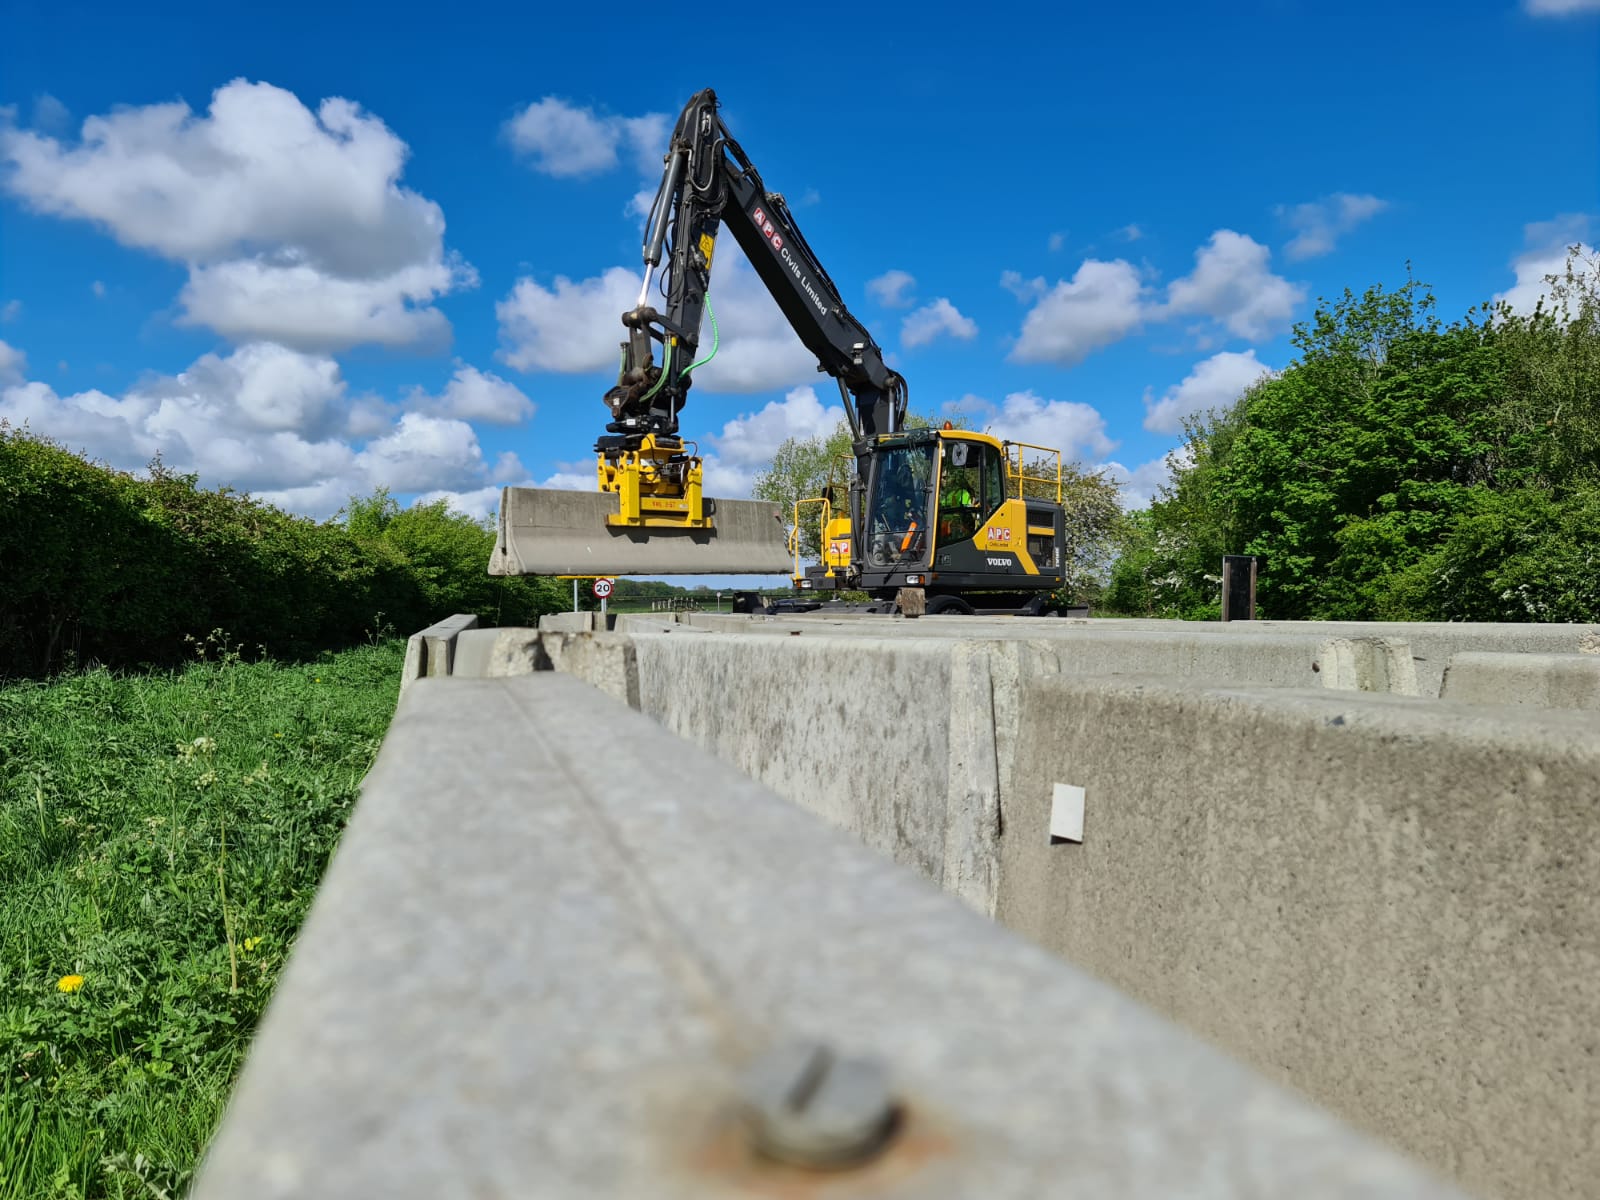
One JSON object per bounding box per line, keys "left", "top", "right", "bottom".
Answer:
{"left": 937, "top": 441, "right": 981, "bottom": 542}
{"left": 979, "top": 442, "right": 1005, "bottom": 522}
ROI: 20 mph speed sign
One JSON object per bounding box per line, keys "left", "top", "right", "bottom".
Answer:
{"left": 591, "top": 577, "right": 614, "bottom": 600}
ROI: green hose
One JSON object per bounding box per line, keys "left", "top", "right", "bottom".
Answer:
{"left": 638, "top": 336, "right": 673, "bottom": 404}
{"left": 679, "top": 293, "right": 719, "bottom": 378}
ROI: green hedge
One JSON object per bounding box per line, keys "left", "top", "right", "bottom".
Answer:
{"left": 0, "top": 427, "right": 566, "bottom": 676}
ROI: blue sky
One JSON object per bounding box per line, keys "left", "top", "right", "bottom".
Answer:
{"left": 1, "top": 0, "right": 1596, "bottom": 544}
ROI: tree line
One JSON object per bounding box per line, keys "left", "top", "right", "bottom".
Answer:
{"left": 0, "top": 429, "right": 569, "bottom": 676}
{"left": 1106, "top": 250, "right": 1598, "bottom": 621}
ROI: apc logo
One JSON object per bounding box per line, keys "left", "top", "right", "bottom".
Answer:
{"left": 750, "top": 206, "right": 784, "bottom": 252}
{"left": 986, "top": 527, "right": 1013, "bottom": 544}
{"left": 828, "top": 539, "right": 850, "bottom": 557}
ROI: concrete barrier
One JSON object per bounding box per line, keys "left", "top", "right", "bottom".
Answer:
{"left": 1441, "top": 650, "right": 1600, "bottom": 710}
{"left": 414, "top": 613, "right": 1600, "bottom": 1198}
{"left": 193, "top": 673, "right": 1461, "bottom": 1199}
{"left": 999, "top": 675, "right": 1600, "bottom": 1200}
{"left": 549, "top": 626, "right": 1419, "bottom": 913}
{"left": 672, "top": 612, "right": 1600, "bottom": 697}
{"left": 399, "top": 613, "right": 478, "bottom": 693}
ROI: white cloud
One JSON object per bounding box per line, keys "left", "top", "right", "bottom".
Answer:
{"left": 705, "top": 385, "right": 843, "bottom": 470}
{"left": 959, "top": 390, "right": 1115, "bottom": 462}
{"left": 1116, "top": 223, "right": 1143, "bottom": 242}
{"left": 1494, "top": 215, "right": 1595, "bottom": 316}
{"left": 0, "top": 79, "right": 471, "bottom": 352}
{"left": 1010, "top": 259, "right": 1145, "bottom": 365}
{"left": 692, "top": 386, "right": 846, "bottom": 499}
{"left": 355, "top": 413, "right": 486, "bottom": 493}
{"left": 505, "top": 97, "right": 669, "bottom": 178}
{"left": 537, "top": 469, "right": 596, "bottom": 491}
{"left": 1047, "top": 232, "right": 1065, "bottom": 252}
{"left": 415, "top": 485, "right": 509, "bottom": 521}
{"left": 90, "top": 280, "right": 105, "bottom": 298}
{"left": 0, "top": 299, "right": 19, "bottom": 322}
{"left": 1525, "top": 0, "right": 1600, "bottom": 13}
{"left": 0, "top": 339, "right": 25, "bottom": 384}
{"left": 0, "top": 343, "right": 516, "bottom": 518}
{"left": 901, "top": 298, "right": 977, "bottom": 349}
{"left": 866, "top": 269, "right": 916, "bottom": 307}
{"left": 411, "top": 364, "right": 534, "bottom": 425}
{"left": 1143, "top": 349, "right": 1274, "bottom": 434}
{"left": 1000, "top": 270, "right": 1047, "bottom": 302}
{"left": 1278, "top": 193, "right": 1387, "bottom": 260}
{"left": 497, "top": 265, "right": 640, "bottom": 374}
{"left": 496, "top": 242, "right": 817, "bottom": 393}
{"left": 31, "top": 94, "right": 71, "bottom": 137}
{"left": 177, "top": 257, "right": 460, "bottom": 353}
{"left": 491, "top": 451, "right": 528, "bottom": 483}
{"left": 1100, "top": 453, "right": 1180, "bottom": 509}
{"left": 1162, "top": 231, "right": 1304, "bottom": 342}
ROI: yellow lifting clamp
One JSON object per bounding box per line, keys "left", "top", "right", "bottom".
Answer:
{"left": 595, "top": 434, "right": 712, "bottom": 530}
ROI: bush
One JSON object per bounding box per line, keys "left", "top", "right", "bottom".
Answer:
{"left": 0, "top": 427, "right": 565, "bottom": 676}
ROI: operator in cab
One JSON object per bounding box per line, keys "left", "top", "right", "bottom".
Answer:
{"left": 938, "top": 442, "right": 979, "bottom": 542}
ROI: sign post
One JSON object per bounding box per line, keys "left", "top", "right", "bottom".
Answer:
{"left": 592, "top": 576, "right": 614, "bottom": 617}
{"left": 1221, "top": 555, "right": 1257, "bottom": 621}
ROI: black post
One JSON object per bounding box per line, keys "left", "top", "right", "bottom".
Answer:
{"left": 1221, "top": 555, "right": 1257, "bottom": 621}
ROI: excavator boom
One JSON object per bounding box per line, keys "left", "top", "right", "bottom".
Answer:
{"left": 492, "top": 89, "right": 1066, "bottom": 608}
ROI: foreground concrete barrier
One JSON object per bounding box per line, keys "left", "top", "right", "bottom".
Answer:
{"left": 194, "top": 673, "right": 1460, "bottom": 1199}
{"left": 1000, "top": 676, "right": 1600, "bottom": 1200}
{"left": 1441, "top": 650, "right": 1600, "bottom": 709}
{"left": 398, "top": 613, "right": 1599, "bottom": 1199}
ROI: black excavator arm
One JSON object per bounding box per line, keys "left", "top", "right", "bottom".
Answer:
{"left": 603, "top": 88, "right": 908, "bottom": 452}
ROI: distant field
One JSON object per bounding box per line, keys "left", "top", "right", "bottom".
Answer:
{"left": 0, "top": 640, "right": 404, "bottom": 1199}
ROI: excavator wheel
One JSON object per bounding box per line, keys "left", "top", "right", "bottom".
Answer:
{"left": 925, "top": 595, "right": 976, "bottom": 616}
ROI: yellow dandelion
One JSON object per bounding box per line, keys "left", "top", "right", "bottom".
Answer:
{"left": 242, "top": 936, "right": 262, "bottom": 953}
{"left": 57, "top": 974, "right": 84, "bottom": 993}
{"left": 274, "top": 732, "right": 283, "bottom": 738}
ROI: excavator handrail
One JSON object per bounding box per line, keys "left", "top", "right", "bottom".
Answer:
{"left": 1004, "top": 441, "right": 1063, "bottom": 504}
{"left": 789, "top": 495, "right": 832, "bottom": 581}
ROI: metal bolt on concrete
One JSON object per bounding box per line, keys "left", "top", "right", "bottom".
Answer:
{"left": 740, "top": 1039, "right": 899, "bottom": 1169}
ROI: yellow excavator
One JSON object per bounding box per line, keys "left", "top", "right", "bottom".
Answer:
{"left": 489, "top": 88, "right": 1070, "bottom": 615}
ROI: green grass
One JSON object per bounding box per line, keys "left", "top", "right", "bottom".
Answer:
{"left": 0, "top": 638, "right": 405, "bottom": 1199}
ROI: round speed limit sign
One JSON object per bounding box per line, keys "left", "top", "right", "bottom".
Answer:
{"left": 591, "top": 577, "right": 614, "bottom": 600}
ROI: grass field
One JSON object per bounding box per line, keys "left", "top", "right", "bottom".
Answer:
{"left": 0, "top": 638, "right": 404, "bottom": 1199}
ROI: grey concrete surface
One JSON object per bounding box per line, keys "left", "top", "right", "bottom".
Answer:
{"left": 539, "top": 627, "right": 1422, "bottom": 917}
{"left": 999, "top": 676, "right": 1600, "bottom": 1200}
{"left": 400, "top": 612, "right": 478, "bottom": 694}
{"left": 1441, "top": 651, "right": 1600, "bottom": 710}
{"left": 415, "top": 613, "right": 1600, "bottom": 1196}
{"left": 192, "top": 674, "right": 1462, "bottom": 1200}
{"left": 490, "top": 485, "right": 791, "bottom": 576}
{"left": 671, "top": 611, "right": 1600, "bottom": 696}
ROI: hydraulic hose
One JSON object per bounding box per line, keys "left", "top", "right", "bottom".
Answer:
{"left": 637, "top": 337, "right": 674, "bottom": 405}
{"left": 680, "top": 294, "right": 719, "bottom": 378}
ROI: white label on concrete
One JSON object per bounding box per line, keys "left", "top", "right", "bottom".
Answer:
{"left": 1050, "top": 783, "right": 1085, "bottom": 844}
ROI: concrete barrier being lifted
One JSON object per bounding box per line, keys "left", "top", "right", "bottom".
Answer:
{"left": 488, "top": 486, "right": 792, "bottom": 576}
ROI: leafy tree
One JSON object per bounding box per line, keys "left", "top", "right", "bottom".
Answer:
{"left": 1128, "top": 247, "right": 1600, "bottom": 622}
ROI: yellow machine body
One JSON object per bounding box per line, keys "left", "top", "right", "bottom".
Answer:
{"left": 596, "top": 435, "right": 709, "bottom": 529}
